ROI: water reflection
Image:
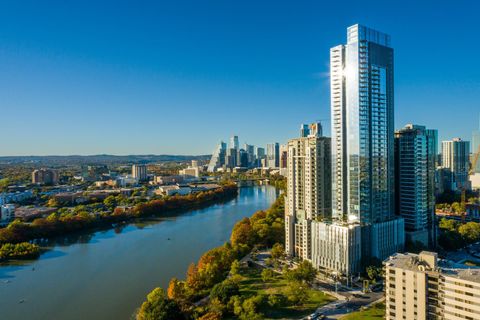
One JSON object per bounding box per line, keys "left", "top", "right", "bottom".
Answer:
{"left": 0, "top": 186, "right": 277, "bottom": 320}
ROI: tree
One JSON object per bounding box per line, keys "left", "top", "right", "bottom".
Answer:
{"left": 210, "top": 279, "right": 240, "bottom": 304}
{"left": 232, "top": 295, "right": 264, "bottom": 320}
{"left": 366, "top": 265, "right": 381, "bottom": 281}
{"left": 136, "top": 288, "right": 183, "bottom": 320}
{"left": 261, "top": 268, "right": 274, "bottom": 282}
{"left": 286, "top": 260, "right": 316, "bottom": 284}
{"left": 230, "top": 218, "right": 256, "bottom": 247}
{"left": 167, "top": 278, "right": 188, "bottom": 304}
{"left": 439, "top": 218, "right": 459, "bottom": 232}
{"left": 267, "top": 294, "right": 285, "bottom": 308}
{"left": 459, "top": 222, "right": 480, "bottom": 243}
{"left": 271, "top": 243, "right": 284, "bottom": 260}
{"left": 285, "top": 281, "right": 308, "bottom": 306}
{"left": 230, "top": 259, "right": 240, "bottom": 276}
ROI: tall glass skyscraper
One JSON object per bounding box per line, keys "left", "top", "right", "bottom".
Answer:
{"left": 331, "top": 24, "right": 395, "bottom": 224}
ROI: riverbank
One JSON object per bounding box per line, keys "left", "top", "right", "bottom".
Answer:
{"left": 137, "top": 192, "right": 285, "bottom": 319}
{"left": 0, "top": 184, "right": 237, "bottom": 250}
{"left": 0, "top": 186, "right": 276, "bottom": 320}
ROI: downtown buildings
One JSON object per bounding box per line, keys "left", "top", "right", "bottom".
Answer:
{"left": 207, "top": 136, "right": 279, "bottom": 172}
{"left": 286, "top": 24, "right": 405, "bottom": 276}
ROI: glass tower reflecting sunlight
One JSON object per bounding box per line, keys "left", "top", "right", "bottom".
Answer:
{"left": 331, "top": 24, "right": 395, "bottom": 224}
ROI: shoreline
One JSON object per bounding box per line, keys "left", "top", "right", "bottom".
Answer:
{"left": 0, "top": 184, "right": 239, "bottom": 262}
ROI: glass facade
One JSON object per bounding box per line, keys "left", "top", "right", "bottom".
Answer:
{"left": 331, "top": 24, "right": 395, "bottom": 224}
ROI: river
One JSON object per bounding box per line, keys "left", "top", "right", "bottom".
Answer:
{"left": 0, "top": 186, "right": 277, "bottom": 320}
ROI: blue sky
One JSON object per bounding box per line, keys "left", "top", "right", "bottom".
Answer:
{"left": 0, "top": 0, "right": 479, "bottom": 156}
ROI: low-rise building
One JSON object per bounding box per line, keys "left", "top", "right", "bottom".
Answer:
{"left": 0, "top": 190, "right": 34, "bottom": 205}
{"left": 385, "top": 251, "right": 480, "bottom": 320}
{"left": 155, "top": 185, "right": 191, "bottom": 196}
{"left": 1, "top": 204, "right": 15, "bottom": 223}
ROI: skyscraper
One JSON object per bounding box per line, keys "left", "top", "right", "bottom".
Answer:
{"left": 285, "top": 133, "right": 331, "bottom": 260}
{"left": 207, "top": 141, "right": 227, "bottom": 172}
{"left": 230, "top": 135, "right": 239, "bottom": 150}
{"left": 442, "top": 138, "right": 470, "bottom": 190}
{"left": 266, "top": 143, "right": 280, "bottom": 168}
{"left": 331, "top": 24, "right": 395, "bottom": 224}
{"left": 395, "top": 124, "right": 438, "bottom": 248}
{"left": 305, "top": 24, "right": 404, "bottom": 275}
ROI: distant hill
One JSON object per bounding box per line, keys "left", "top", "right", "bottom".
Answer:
{"left": 0, "top": 154, "right": 211, "bottom": 166}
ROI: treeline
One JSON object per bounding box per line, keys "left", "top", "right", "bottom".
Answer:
{"left": 137, "top": 194, "right": 285, "bottom": 320}
{"left": 0, "top": 184, "right": 238, "bottom": 245}
{"left": 0, "top": 242, "right": 40, "bottom": 261}
{"left": 438, "top": 218, "right": 480, "bottom": 250}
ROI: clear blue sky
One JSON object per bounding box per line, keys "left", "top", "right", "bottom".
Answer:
{"left": 0, "top": 0, "right": 479, "bottom": 156}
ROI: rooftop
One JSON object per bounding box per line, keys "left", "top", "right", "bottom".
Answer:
{"left": 385, "top": 251, "right": 480, "bottom": 283}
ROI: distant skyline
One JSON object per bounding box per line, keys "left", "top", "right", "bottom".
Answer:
{"left": 1, "top": 1, "right": 479, "bottom": 156}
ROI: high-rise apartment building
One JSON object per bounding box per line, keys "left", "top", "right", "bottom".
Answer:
{"left": 385, "top": 251, "right": 480, "bottom": 320}
{"left": 32, "top": 168, "right": 59, "bottom": 185}
{"left": 442, "top": 138, "right": 470, "bottom": 190}
{"left": 285, "top": 132, "right": 331, "bottom": 261}
{"left": 302, "top": 24, "right": 404, "bottom": 276}
{"left": 395, "top": 124, "right": 438, "bottom": 248}
{"left": 132, "top": 164, "right": 148, "bottom": 181}
{"left": 207, "top": 141, "right": 227, "bottom": 172}
{"left": 266, "top": 143, "right": 280, "bottom": 168}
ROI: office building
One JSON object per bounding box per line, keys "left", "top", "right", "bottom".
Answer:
{"left": 32, "top": 168, "right": 59, "bottom": 185}
{"left": 385, "top": 251, "right": 480, "bottom": 320}
{"left": 442, "top": 138, "right": 470, "bottom": 190}
{"left": 285, "top": 133, "right": 332, "bottom": 260}
{"left": 255, "top": 147, "right": 265, "bottom": 167}
{"left": 132, "top": 164, "right": 148, "bottom": 182}
{"left": 266, "top": 143, "right": 280, "bottom": 168}
{"left": 230, "top": 135, "right": 239, "bottom": 150}
{"left": 207, "top": 141, "right": 227, "bottom": 172}
{"left": 244, "top": 144, "right": 255, "bottom": 167}
{"left": 395, "top": 124, "right": 438, "bottom": 248}
{"left": 306, "top": 24, "right": 404, "bottom": 276}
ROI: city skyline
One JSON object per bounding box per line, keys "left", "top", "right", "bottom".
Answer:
{"left": 1, "top": 1, "right": 480, "bottom": 156}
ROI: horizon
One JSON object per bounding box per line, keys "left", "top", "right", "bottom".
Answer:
{"left": 1, "top": 1, "right": 479, "bottom": 156}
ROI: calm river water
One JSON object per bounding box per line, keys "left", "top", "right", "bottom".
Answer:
{"left": 0, "top": 186, "right": 277, "bottom": 320}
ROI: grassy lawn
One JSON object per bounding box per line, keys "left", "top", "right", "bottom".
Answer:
{"left": 340, "top": 302, "right": 385, "bottom": 320}
{"left": 236, "top": 264, "right": 335, "bottom": 319}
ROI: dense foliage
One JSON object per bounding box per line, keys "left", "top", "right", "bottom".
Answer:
{"left": 0, "top": 185, "right": 237, "bottom": 246}
{"left": 137, "top": 194, "right": 285, "bottom": 320}
{"left": 438, "top": 218, "right": 480, "bottom": 250}
{"left": 0, "top": 242, "right": 40, "bottom": 261}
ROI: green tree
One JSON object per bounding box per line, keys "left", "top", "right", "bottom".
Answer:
{"left": 285, "top": 281, "right": 308, "bottom": 306}
{"left": 137, "top": 288, "right": 183, "bottom": 320}
{"left": 230, "top": 259, "right": 240, "bottom": 276}
{"left": 459, "top": 222, "right": 480, "bottom": 243}
{"left": 210, "top": 279, "right": 240, "bottom": 304}
{"left": 271, "top": 243, "right": 284, "bottom": 260}
{"left": 261, "top": 268, "right": 275, "bottom": 282}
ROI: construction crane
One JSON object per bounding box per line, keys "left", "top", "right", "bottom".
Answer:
{"left": 461, "top": 143, "right": 480, "bottom": 222}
